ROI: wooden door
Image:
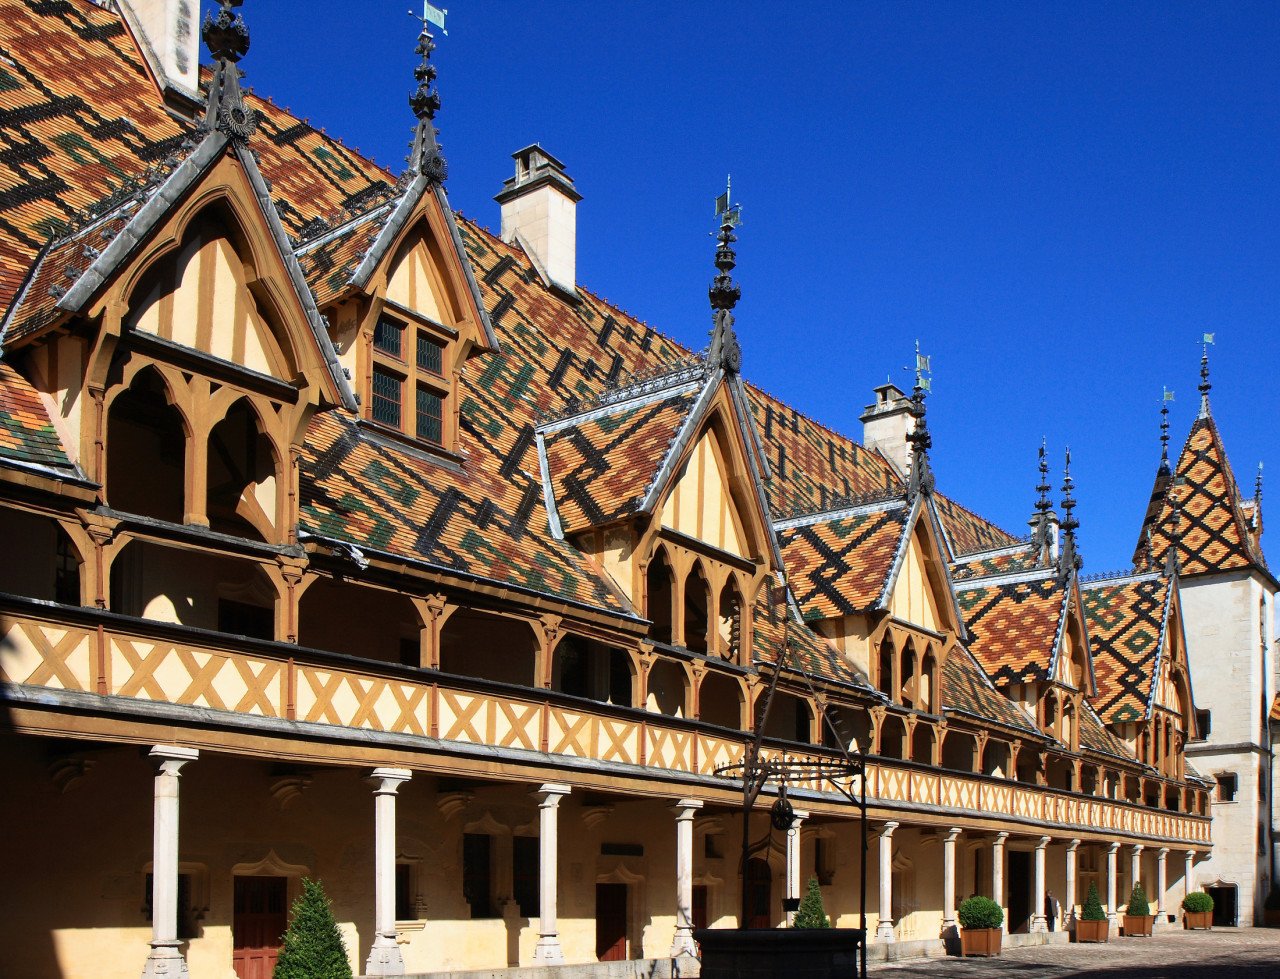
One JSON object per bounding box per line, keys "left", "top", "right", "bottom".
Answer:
{"left": 596, "top": 883, "right": 628, "bottom": 961}
{"left": 233, "top": 876, "right": 288, "bottom": 979}
{"left": 1007, "top": 851, "right": 1032, "bottom": 933}
{"left": 692, "top": 884, "right": 709, "bottom": 930}
{"left": 747, "top": 858, "right": 772, "bottom": 929}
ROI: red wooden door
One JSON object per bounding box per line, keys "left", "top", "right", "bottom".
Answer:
{"left": 596, "top": 883, "right": 628, "bottom": 961}
{"left": 233, "top": 876, "right": 288, "bottom": 979}
{"left": 747, "top": 858, "right": 772, "bottom": 929}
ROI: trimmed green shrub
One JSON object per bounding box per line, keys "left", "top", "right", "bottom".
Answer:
{"left": 1182, "top": 891, "right": 1214, "bottom": 914}
{"left": 958, "top": 895, "right": 1004, "bottom": 930}
{"left": 794, "top": 876, "right": 831, "bottom": 929}
{"left": 1127, "top": 883, "right": 1150, "bottom": 917}
{"left": 273, "top": 878, "right": 352, "bottom": 979}
{"left": 1265, "top": 889, "right": 1280, "bottom": 912}
{"left": 1081, "top": 881, "right": 1107, "bottom": 921}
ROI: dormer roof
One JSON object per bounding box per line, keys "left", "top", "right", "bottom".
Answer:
{"left": 1081, "top": 571, "right": 1176, "bottom": 725}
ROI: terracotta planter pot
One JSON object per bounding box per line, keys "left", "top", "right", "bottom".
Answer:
{"left": 1123, "top": 914, "right": 1155, "bottom": 937}
{"left": 960, "top": 927, "right": 1002, "bottom": 957}
{"left": 1075, "top": 918, "right": 1109, "bottom": 943}
{"left": 1183, "top": 910, "right": 1213, "bottom": 930}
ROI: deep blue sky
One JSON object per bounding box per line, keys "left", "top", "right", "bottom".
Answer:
{"left": 224, "top": 2, "right": 1279, "bottom": 572}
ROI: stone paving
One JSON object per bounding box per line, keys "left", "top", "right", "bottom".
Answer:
{"left": 869, "top": 927, "right": 1280, "bottom": 978}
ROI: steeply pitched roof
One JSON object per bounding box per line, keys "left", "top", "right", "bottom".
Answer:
{"left": 751, "top": 590, "right": 872, "bottom": 691}
{"left": 933, "top": 492, "right": 1023, "bottom": 557}
{"left": 1077, "top": 698, "right": 1135, "bottom": 761}
{"left": 0, "top": 361, "right": 71, "bottom": 470}
{"left": 956, "top": 570, "right": 1067, "bottom": 687}
{"left": 950, "top": 542, "right": 1043, "bottom": 582}
{"left": 941, "top": 646, "right": 1041, "bottom": 736}
{"left": 1138, "top": 415, "right": 1267, "bottom": 577}
{"left": 1082, "top": 572, "right": 1171, "bottom": 725}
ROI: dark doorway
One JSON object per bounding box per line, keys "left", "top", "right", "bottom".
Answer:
{"left": 693, "top": 884, "right": 709, "bottom": 930}
{"left": 1207, "top": 885, "right": 1237, "bottom": 927}
{"left": 1008, "top": 851, "right": 1032, "bottom": 934}
{"left": 596, "top": 883, "right": 628, "bottom": 961}
{"left": 747, "top": 858, "right": 772, "bottom": 929}
{"left": 233, "top": 876, "right": 288, "bottom": 979}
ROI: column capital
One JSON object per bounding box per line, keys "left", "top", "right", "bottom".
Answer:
{"left": 1157, "top": 847, "right": 1170, "bottom": 858}
{"left": 671, "top": 798, "right": 704, "bottom": 819}
{"left": 367, "top": 767, "right": 412, "bottom": 795}
{"left": 1131, "top": 843, "right": 1144, "bottom": 854}
{"left": 1036, "top": 835, "right": 1051, "bottom": 850}
{"left": 944, "top": 827, "right": 962, "bottom": 843}
{"left": 1066, "top": 838, "right": 1081, "bottom": 852}
{"left": 880, "top": 820, "right": 900, "bottom": 839}
{"left": 790, "top": 808, "right": 810, "bottom": 825}
{"left": 149, "top": 745, "right": 198, "bottom": 775}
{"left": 1184, "top": 849, "right": 1196, "bottom": 859}
{"left": 535, "top": 783, "right": 571, "bottom": 808}
{"left": 994, "top": 831, "right": 1010, "bottom": 844}
{"left": 1107, "top": 841, "right": 1121, "bottom": 854}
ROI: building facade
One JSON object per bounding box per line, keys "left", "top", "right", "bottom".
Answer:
{"left": 0, "top": 3, "right": 1239, "bottom": 978}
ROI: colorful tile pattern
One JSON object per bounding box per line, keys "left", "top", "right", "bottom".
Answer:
{"left": 941, "top": 647, "right": 1040, "bottom": 735}
{"left": 750, "top": 589, "right": 870, "bottom": 689}
{"left": 933, "top": 492, "right": 1023, "bottom": 557}
{"left": 541, "top": 387, "right": 698, "bottom": 534}
{"left": 1082, "top": 575, "right": 1169, "bottom": 725}
{"left": 1077, "top": 699, "right": 1134, "bottom": 760}
{"left": 951, "top": 544, "right": 1043, "bottom": 581}
{"left": 956, "top": 573, "right": 1065, "bottom": 686}
{"left": 296, "top": 207, "right": 389, "bottom": 309}
{"left": 0, "top": 361, "right": 70, "bottom": 467}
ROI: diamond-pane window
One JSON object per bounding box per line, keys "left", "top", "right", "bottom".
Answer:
{"left": 372, "top": 367, "right": 402, "bottom": 427}
{"left": 417, "top": 333, "right": 444, "bottom": 375}
{"left": 416, "top": 386, "right": 443, "bottom": 444}
{"left": 373, "top": 317, "right": 403, "bottom": 358}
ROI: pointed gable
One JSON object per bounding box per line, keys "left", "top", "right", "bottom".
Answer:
{"left": 1082, "top": 572, "right": 1170, "bottom": 724}
{"left": 659, "top": 422, "right": 752, "bottom": 558}
{"left": 957, "top": 570, "right": 1066, "bottom": 686}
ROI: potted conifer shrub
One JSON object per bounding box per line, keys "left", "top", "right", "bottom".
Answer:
{"left": 1075, "top": 881, "right": 1109, "bottom": 943}
{"left": 1122, "top": 883, "right": 1155, "bottom": 937}
{"left": 1264, "top": 889, "right": 1280, "bottom": 928}
{"left": 1182, "top": 891, "right": 1214, "bottom": 930}
{"left": 794, "top": 876, "right": 831, "bottom": 929}
{"left": 957, "top": 895, "right": 1003, "bottom": 957}
{"left": 273, "top": 878, "right": 353, "bottom": 979}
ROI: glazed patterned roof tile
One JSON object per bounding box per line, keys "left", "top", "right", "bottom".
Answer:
{"left": 0, "top": 0, "right": 390, "bottom": 343}
{"left": 1082, "top": 575, "right": 1169, "bottom": 725}
{"left": 750, "top": 591, "right": 870, "bottom": 690}
{"left": 0, "top": 360, "right": 70, "bottom": 468}
{"left": 941, "top": 647, "right": 1040, "bottom": 735}
{"left": 950, "top": 544, "right": 1043, "bottom": 581}
{"left": 1077, "top": 699, "right": 1134, "bottom": 760}
{"left": 541, "top": 387, "right": 699, "bottom": 534}
{"left": 956, "top": 572, "right": 1064, "bottom": 686}
{"left": 778, "top": 504, "right": 910, "bottom": 620}
{"left": 1140, "top": 416, "right": 1266, "bottom": 576}
{"left": 296, "top": 207, "right": 389, "bottom": 309}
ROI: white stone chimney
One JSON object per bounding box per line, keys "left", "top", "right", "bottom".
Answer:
{"left": 495, "top": 145, "right": 581, "bottom": 295}
{"left": 118, "top": 0, "right": 201, "bottom": 112}
{"left": 860, "top": 382, "right": 915, "bottom": 477}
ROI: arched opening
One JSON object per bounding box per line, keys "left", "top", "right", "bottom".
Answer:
{"left": 1080, "top": 766, "right": 1099, "bottom": 795}
{"left": 899, "top": 642, "right": 917, "bottom": 709}
{"left": 822, "top": 705, "right": 872, "bottom": 753}
{"left": 762, "top": 691, "right": 813, "bottom": 744}
{"left": 877, "top": 638, "right": 894, "bottom": 700}
{"left": 207, "top": 399, "right": 278, "bottom": 541}
{"left": 1103, "top": 770, "right": 1120, "bottom": 799}
{"left": 1015, "top": 749, "right": 1040, "bottom": 784}
{"left": 1164, "top": 785, "right": 1180, "bottom": 811}
{"left": 110, "top": 539, "right": 274, "bottom": 638}
{"left": 1122, "top": 774, "right": 1141, "bottom": 803}
{"left": 1046, "top": 755, "right": 1073, "bottom": 792}
{"left": 941, "top": 730, "right": 978, "bottom": 772}
{"left": 879, "top": 715, "right": 908, "bottom": 760}
{"left": 1043, "top": 692, "right": 1059, "bottom": 736}
{"left": 717, "top": 577, "right": 743, "bottom": 661}
{"left": 299, "top": 576, "right": 422, "bottom": 665}
{"left": 0, "top": 510, "right": 82, "bottom": 604}
{"left": 646, "top": 549, "right": 674, "bottom": 645}
{"left": 1061, "top": 701, "right": 1076, "bottom": 751}
{"left": 646, "top": 658, "right": 688, "bottom": 717}
{"left": 982, "top": 740, "right": 1011, "bottom": 778}
{"left": 439, "top": 609, "right": 537, "bottom": 687}
{"left": 918, "top": 650, "right": 937, "bottom": 713}
{"left": 551, "top": 635, "right": 632, "bottom": 707}
{"left": 683, "top": 563, "right": 711, "bottom": 654}
{"left": 910, "top": 723, "right": 934, "bottom": 764}
{"left": 107, "top": 369, "right": 186, "bottom": 522}
{"left": 699, "top": 672, "right": 743, "bottom": 728}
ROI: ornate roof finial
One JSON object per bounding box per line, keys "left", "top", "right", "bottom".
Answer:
{"left": 200, "top": 0, "right": 258, "bottom": 142}
{"left": 1031, "top": 439, "right": 1055, "bottom": 559}
{"left": 1198, "top": 333, "right": 1214, "bottom": 418}
{"left": 1256, "top": 461, "right": 1264, "bottom": 507}
{"left": 707, "top": 177, "right": 742, "bottom": 374}
{"left": 905, "top": 342, "right": 934, "bottom": 498}
{"left": 407, "top": 6, "right": 448, "bottom": 183}
{"left": 1159, "top": 387, "right": 1174, "bottom": 475}
{"left": 1058, "top": 447, "right": 1082, "bottom": 577}
{"left": 1164, "top": 496, "right": 1182, "bottom": 576}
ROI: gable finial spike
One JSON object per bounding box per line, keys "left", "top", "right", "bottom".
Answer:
{"left": 1198, "top": 332, "right": 1214, "bottom": 418}
{"left": 905, "top": 345, "right": 934, "bottom": 498}
{"left": 1031, "top": 438, "right": 1055, "bottom": 563}
{"left": 406, "top": 4, "right": 449, "bottom": 183}
{"left": 200, "top": 0, "right": 258, "bottom": 143}
{"left": 1159, "top": 387, "right": 1174, "bottom": 474}
{"left": 707, "top": 184, "right": 743, "bottom": 375}
{"left": 1164, "top": 495, "right": 1182, "bottom": 576}
{"left": 1058, "top": 446, "right": 1082, "bottom": 578}
{"left": 1256, "top": 460, "right": 1264, "bottom": 506}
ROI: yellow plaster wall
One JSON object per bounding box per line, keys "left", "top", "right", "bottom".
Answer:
{"left": 660, "top": 429, "right": 745, "bottom": 558}
{"left": 386, "top": 234, "right": 446, "bottom": 324}
{"left": 887, "top": 534, "right": 941, "bottom": 633}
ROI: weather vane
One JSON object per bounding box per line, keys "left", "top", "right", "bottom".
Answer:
{"left": 410, "top": 1, "right": 447, "bottom": 35}
{"left": 714, "top": 174, "right": 741, "bottom": 228}
{"left": 904, "top": 340, "right": 931, "bottom": 392}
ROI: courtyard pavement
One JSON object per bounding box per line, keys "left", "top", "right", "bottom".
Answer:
{"left": 868, "top": 927, "right": 1280, "bottom": 978}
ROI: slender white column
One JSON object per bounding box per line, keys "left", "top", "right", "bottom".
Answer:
{"left": 1031, "top": 836, "right": 1050, "bottom": 932}
{"left": 875, "top": 822, "right": 899, "bottom": 942}
{"left": 1130, "top": 843, "right": 1144, "bottom": 904}
{"left": 141, "top": 745, "right": 198, "bottom": 979}
{"left": 1106, "top": 842, "right": 1120, "bottom": 926}
{"left": 785, "top": 808, "right": 809, "bottom": 926}
{"left": 942, "top": 828, "right": 962, "bottom": 933}
{"left": 992, "top": 832, "right": 1009, "bottom": 934}
{"left": 1156, "top": 848, "right": 1169, "bottom": 919}
{"left": 365, "top": 768, "right": 412, "bottom": 976}
{"left": 669, "top": 799, "right": 703, "bottom": 957}
{"left": 533, "top": 783, "right": 571, "bottom": 963}
{"left": 1065, "top": 839, "right": 1080, "bottom": 927}
{"left": 1183, "top": 850, "right": 1195, "bottom": 909}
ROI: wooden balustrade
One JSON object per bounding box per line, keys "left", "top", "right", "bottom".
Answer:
{"left": 0, "top": 601, "right": 1210, "bottom": 845}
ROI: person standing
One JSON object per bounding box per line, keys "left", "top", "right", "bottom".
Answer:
{"left": 1044, "top": 890, "right": 1061, "bottom": 932}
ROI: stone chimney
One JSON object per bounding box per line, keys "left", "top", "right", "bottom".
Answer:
{"left": 495, "top": 145, "right": 581, "bottom": 295}
{"left": 118, "top": 0, "right": 201, "bottom": 113}
{"left": 860, "top": 382, "right": 915, "bottom": 476}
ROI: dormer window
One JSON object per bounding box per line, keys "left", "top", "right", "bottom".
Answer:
{"left": 366, "top": 310, "right": 454, "bottom": 449}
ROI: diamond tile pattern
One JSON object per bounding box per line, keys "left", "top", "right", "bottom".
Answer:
{"left": 941, "top": 647, "right": 1040, "bottom": 735}
{"left": 0, "top": 361, "right": 70, "bottom": 467}
{"left": 779, "top": 504, "right": 909, "bottom": 620}
{"left": 1082, "top": 576, "right": 1169, "bottom": 725}
{"left": 957, "top": 572, "right": 1065, "bottom": 686}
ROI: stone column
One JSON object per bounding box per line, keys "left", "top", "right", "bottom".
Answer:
{"left": 785, "top": 808, "right": 809, "bottom": 926}
{"left": 1106, "top": 842, "right": 1120, "bottom": 926}
{"left": 669, "top": 799, "right": 703, "bottom": 957}
{"left": 992, "top": 832, "right": 1009, "bottom": 933}
{"left": 1031, "top": 836, "right": 1050, "bottom": 932}
{"left": 1130, "top": 843, "right": 1143, "bottom": 899}
{"left": 1065, "top": 839, "right": 1080, "bottom": 927}
{"left": 365, "top": 768, "right": 412, "bottom": 976}
{"left": 141, "top": 745, "right": 198, "bottom": 979}
{"left": 1183, "top": 850, "right": 1195, "bottom": 908}
{"left": 1156, "top": 847, "right": 1169, "bottom": 923}
{"left": 533, "top": 783, "right": 571, "bottom": 963}
{"left": 942, "top": 827, "right": 962, "bottom": 933}
{"left": 875, "top": 822, "right": 899, "bottom": 942}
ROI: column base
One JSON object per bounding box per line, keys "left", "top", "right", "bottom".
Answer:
{"left": 1031, "top": 914, "right": 1047, "bottom": 933}
{"left": 533, "top": 935, "right": 565, "bottom": 964}
{"left": 669, "top": 931, "right": 699, "bottom": 958}
{"left": 141, "top": 941, "right": 188, "bottom": 978}
{"left": 874, "top": 922, "right": 896, "bottom": 943}
{"left": 365, "top": 935, "right": 406, "bottom": 976}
